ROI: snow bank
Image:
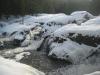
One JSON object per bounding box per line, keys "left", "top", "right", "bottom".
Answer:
{"left": 0, "top": 56, "right": 45, "bottom": 75}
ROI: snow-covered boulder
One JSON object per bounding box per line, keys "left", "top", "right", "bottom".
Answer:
{"left": 71, "top": 11, "right": 94, "bottom": 25}
{"left": 48, "top": 24, "right": 100, "bottom": 63}
{"left": 0, "top": 56, "right": 45, "bottom": 75}
{"left": 82, "top": 16, "right": 100, "bottom": 26}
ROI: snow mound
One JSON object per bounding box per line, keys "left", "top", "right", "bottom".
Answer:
{"left": 71, "top": 11, "right": 94, "bottom": 24}
{"left": 0, "top": 56, "right": 45, "bottom": 75}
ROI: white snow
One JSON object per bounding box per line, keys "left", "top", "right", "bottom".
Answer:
{"left": 0, "top": 56, "right": 45, "bottom": 75}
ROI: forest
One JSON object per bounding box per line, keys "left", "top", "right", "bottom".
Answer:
{"left": 0, "top": 0, "right": 100, "bottom": 17}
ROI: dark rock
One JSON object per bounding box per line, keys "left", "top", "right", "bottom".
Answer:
{"left": 2, "top": 32, "right": 7, "bottom": 36}
{"left": 10, "top": 31, "right": 17, "bottom": 36}
{"left": 69, "top": 34, "right": 100, "bottom": 47}
{"left": 53, "top": 37, "right": 66, "bottom": 43}
{"left": 13, "top": 37, "right": 25, "bottom": 46}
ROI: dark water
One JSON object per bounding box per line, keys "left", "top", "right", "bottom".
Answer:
{"left": 20, "top": 50, "right": 72, "bottom": 74}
